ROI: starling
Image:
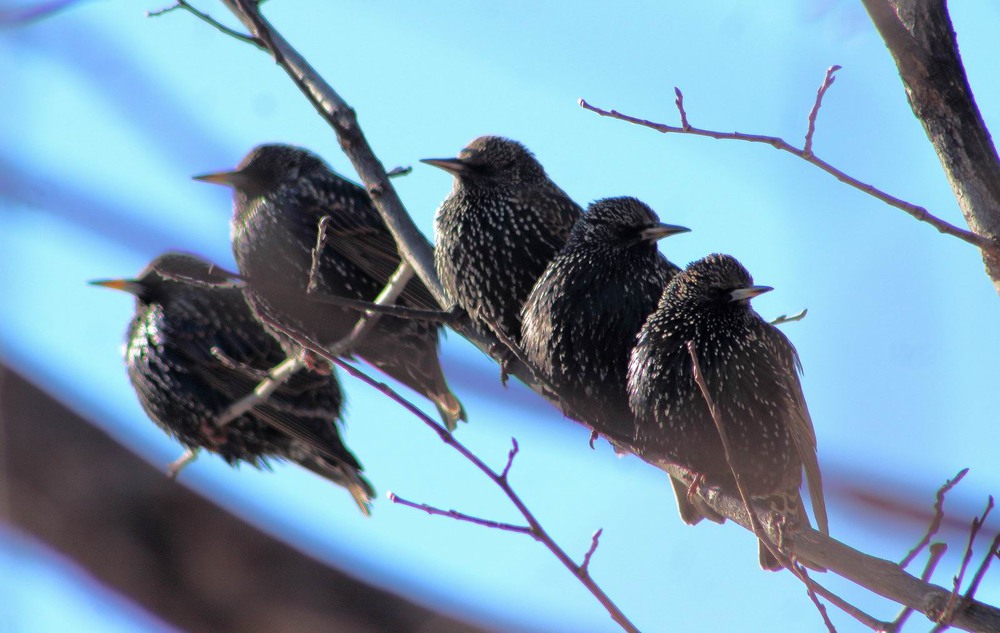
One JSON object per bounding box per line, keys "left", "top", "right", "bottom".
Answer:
{"left": 424, "top": 136, "right": 582, "bottom": 348}
{"left": 627, "top": 253, "right": 828, "bottom": 569}
{"left": 521, "top": 196, "right": 688, "bottom": 441}
{"left": 91, "top": 252, "right": 374, "bottom": 514}
{"left": 194, "top": 144, "right": 465, "bottom": 430}
{"left": 519, "top": 196, "right": 711, "bottom": 524}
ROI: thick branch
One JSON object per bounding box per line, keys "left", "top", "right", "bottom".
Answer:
{"left": 862, "top": 0, "right": 1000, "bottom": 296}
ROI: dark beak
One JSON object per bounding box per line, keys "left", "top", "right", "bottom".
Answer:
{"left": 420, "top": 157, "right": 472, "bottom": 177}
{"left": 192, "top": 169, "right": 247, "bottom": 188}
{"left": 640, "top": 222, "right": 691, "bottom": 242}
{"left": 729, "top": 285, "right": 773, "bottom": 302}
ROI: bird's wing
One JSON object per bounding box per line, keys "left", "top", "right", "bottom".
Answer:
{"left": 303, "top": 197, "right": 442, "bottom": 311}
{"left": 515, "top": 185, "right": 583, "bottom": 245}
{"left": 180, "top": 299, "right": 360, "bottom": 471}
{"left": 766, "top": 325, "right": 829, "bottom": 535}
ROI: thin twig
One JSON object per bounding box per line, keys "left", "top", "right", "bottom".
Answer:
{"left": 150, "top": 0, "right": 263, "bottom": 49}
{"left": 578, "top": 98, "right": 999, "bottom": 256}
{"left": 934, "top": 497, "right": 995, "bottom": 630}
{"left": 146, "top": 3, "right": 180, "bottom": 18}
{"left": 256, "top": 312, "right": 640, "bottom": 633}
{"left": 963, "top": 533, "right": 1000, "bottom": 603}
{"left": 500, "top": 438, "right": 519, "bottom": 481}
{"left": 795, "top": 565, "right": 839, "bottom": 633}
{"left": 307, "top": 216, "right": 331, "bottom": 294}
{"left": 387, "top": 493, "right": 533, "bottom": 535}
{"left": 386, "top": 165, "right": 412, "bottom": 178}
{"left": 805, "top": 574, "right": 888, "bottom": 631}
{"left": 336, "top": 262, "right": 413, "bottom": 355}
{"left": 581, "top": 529, "right": 604, "bottom": 576}
{"left": 804, "top": 65, "right": 842, "bottom": 157}
{"left": 214, "top": 356, "right": 304, "bottom": 428}
{"left": 307, "top": 291, "right": 458, "bottom": 321}
{"left": 890, "top": 542, "right": 948, "bottom": 632}
{"left": 673, "top": 87, "right": 690, "bottom": 130}
{"left": 770, "top": 308, "right": 808, "bottom": 326}
{"left": 901, "top": 469, "right": 969, "bottom": 568}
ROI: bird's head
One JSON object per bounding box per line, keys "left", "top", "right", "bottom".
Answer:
{"left": 675, "top": 253, "right": 772, "bottom": 308}
{"left": 421, "top": 136, "right": 548, "bottom": 188}
{"left": 90, "top": 252, "right": 237, "bottom": 303}
{"left": 572, "top": 196, "right": 689, "bottom": 249}
{"left": 193, "top": 144, "right": 328, "bottom": 198}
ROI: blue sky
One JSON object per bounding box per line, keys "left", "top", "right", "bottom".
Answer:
{"left": 2, "top": 1, "right": 999, "bottom": 631}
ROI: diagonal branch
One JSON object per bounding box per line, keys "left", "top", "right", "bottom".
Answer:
{"left": 579, "top": 95, "right": 998, "bottom": 257}
{"left": 259, "top": 311, "right": 640, "bottom": 633}
{"left": 862, "top": 0, "right": 1000, "bottom": 297}
{"left": 901, "top": 468, "right": 969, "bottom": 568}
{"left": 387, "top": 493, "right": 533, "bottom": 536}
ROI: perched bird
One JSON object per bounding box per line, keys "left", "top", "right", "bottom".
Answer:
{"left": 521, "top": 196, "right": 688, "bottom": 441}
{"left": 424, "top": 136, "right": 582, "bottom": 348}
{"left": 520, "top": 196, "right": 709, "bottom": 524}
{"left": 627, "top": 254, "right": 828, "bottom": 569}
{"left": 194, "top": 144, "right": 465, "bottom": 430}
{"left": 91, "top": 252, "right": 374, "bottom": 514}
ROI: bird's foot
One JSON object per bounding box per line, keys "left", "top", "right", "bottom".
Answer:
{"left": 301, "top": 349, "right": 333, "bottom": 375}
{"left": 166, "top": 448, "right": 199, "bottom": 480}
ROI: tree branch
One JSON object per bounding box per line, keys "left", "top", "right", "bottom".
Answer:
{"left": 257, "top": 313, "right": 640, "bottom": 633}
{"left": 901, "top": 468, "right": 968, "bottom": 569}
{"left": 578, "top": 95, "right": 999, "bottom": 257}
{"left": 861, "top": 0, "right": 1000, "bottom": 296}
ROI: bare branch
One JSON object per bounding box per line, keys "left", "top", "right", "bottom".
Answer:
{"left": 934, "top": 497, "right": 995, "bottom": 630}
{"left": 386, "top": 165, "right": 413, "bottom": 178}
{"left": 307, "top": 291, "right": 458, "bottom": 322}
{"left": 500, "top": 438, "right": 519, "bottom": 481}
{"left": 307, "top": 216, "right": 331, "bottom": 295}
{"left": 581, "top": 529, "right": 603, "bottom": 576}
{"left": 770, "top": 309, "right": 808, "bottom": 326}
{"left": 804, "top": 65, "right": 842, "bottom": 157}
{"left": 335, "top": 262, "right": 414, "bottom": 356}
{"left": 862, "top": 0, "right": 1000, "bottom": 297}
{"left": 253, "top": 312, "right": 640, "bottom": 633}
{"left": 806, "top": 575, "right": 888, "bottom": 631}
{"left": 890, "top": 542, "right": 949, "bottom": 632}
{"left": 150, "top": 0, "right": 262, "bottom": 49}
{"left": 964, "top": 533, "right": 1000, "bottom": 604}
{"left": 387, "top": 493, "right": 533, "bottom": 536}
{"left": 215, "top": 0, "right": 444, "bottom": 305}
{"left": 578, "top": 98, "right": 999, "bottom": 256}
{"left": 673, "top": 87, "right": 690, "bottom": 130}
{"left": 796, "top": 566, "right": 839, "bottom": 633}
{"left": 901, "top": 468, "right": 969, "bottom": 568}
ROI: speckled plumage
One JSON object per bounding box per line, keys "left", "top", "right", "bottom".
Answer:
{"left": 426, "top": 136, "right": 582, "bottom": 346}
{"left": 95, "top": 253, "right": 373, "bottom": 513}
{"left": 196, "top": 144, "right": 465, "bottom": 430}
{"left": 627, "top": 254, "right": 828, "bottom": 569}
{"left": 520, "top": 197, "right": 711, "bottom": 525}
{"left": 521, "top": 197, "right": 686, "bottom": 440}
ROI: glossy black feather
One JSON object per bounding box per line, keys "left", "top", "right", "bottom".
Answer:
{"left": 430, "top": 136, "right": 582, "bottom": 345}
{"left": 110, "top": 252, "right": 374, "bottom": 513}
{"left": 627, "top": 253, "right": 828, "bottom": 568}
{"left": 211, "top": 144, "right": 464, "bottom": 429}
